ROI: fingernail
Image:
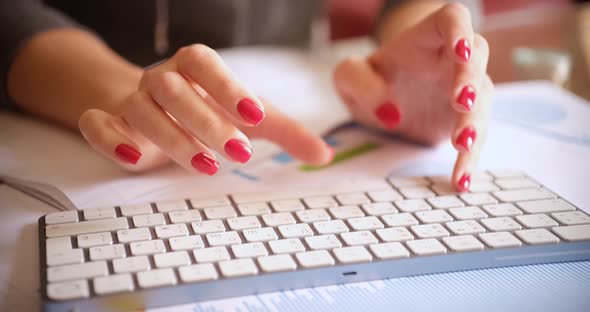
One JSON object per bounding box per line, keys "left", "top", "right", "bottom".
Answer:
{"left": 457, "top": 85, "right": 476, "bottom": 111}
{"left": 455, "top": 38, "right": 471, "bottom": 62}
{"left": 191, "top": 153, "right": 219, "bottom": 175}
{"left": 224, "top": 139, "right": 252, "bottom": 163}
{"left": 457, "top": 173, "right": 471, "bottom": 192}
{"left": 375, "top": 102, "right": 401, "bottom": 129}
{"left": 455, "top": 126, "right": 477, "bottom": 152}
{"left": 115, "top": 144, "right": 141, "bottom": 164}
{"left": 237, "top": 98, "right": 265, "bottom": 125}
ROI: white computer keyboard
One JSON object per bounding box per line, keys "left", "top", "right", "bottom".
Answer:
{"left": 39, "top": 170, "right": 590, "bottom": 312}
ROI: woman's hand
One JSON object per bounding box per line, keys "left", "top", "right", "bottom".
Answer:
{"left": 333, "top": 3, "right": 493, "bottom": 191}
{"left": 79, "top": 44, "right": 333, "bottom": 175}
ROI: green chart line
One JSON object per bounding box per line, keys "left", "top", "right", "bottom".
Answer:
{"left": 299, "top": 142, "right": 381, "bottom": 172}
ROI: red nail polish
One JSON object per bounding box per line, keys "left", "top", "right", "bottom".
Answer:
{"left": 191, "top": 153, "right": 219, "bottom": 176}
{"left": 457, "top": 173, "right": 471, "bottom": 192}
{"left": 237, "top": 98, "right": 265, "bottom": 125}
{"left": 375, "top": 102, "right": 401, "bottom": 129}
{"left": 224, "top": 139, "right": 252, "bottom": 163}
{"left": 455, "top": 126, "right": 477, "bottom": 152}
{"left": 457, "top": 85, "right": 476, "bottom": 111}
{"left": 455, "top": 38, "right": 471, "bottom": 62}
{"left": 115, "top": 144, "right": 141, "bottom": 164}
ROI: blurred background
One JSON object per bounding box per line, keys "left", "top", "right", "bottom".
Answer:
{"left": 327, "top": 0, "right": 590, "bottom": 100}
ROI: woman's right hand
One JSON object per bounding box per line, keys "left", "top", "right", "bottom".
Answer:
{"left": 78, "top": 44, "right": 333, "bottom": 175}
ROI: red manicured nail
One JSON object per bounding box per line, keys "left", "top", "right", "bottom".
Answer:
{"left": 457, "top": 85, "right": 476, "bottom": 111}
{"left": 457, "top": 173, "right": 471, "bottom": 192}
{"left": 455, "top": 38, "right": 471, "bottom": 62}
{"left": 375, "top": 102, "right": 401, "bottom": 129}
{"left": 115, "top": 144, "right": 141, "bottom": 164}
{"left": 237, "top": 98, "right": 265, "bottom": 125}
{"left": 455, "top": 126, "right": 477, "bottom": 152}
{"left": 191, "top": 153, "right": 219, "bottom": 176}
{"left": 224, "top": 139, "right": 252, "bottom": 163}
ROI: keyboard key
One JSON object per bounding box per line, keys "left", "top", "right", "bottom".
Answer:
{"left": 83, "top": 207, "right": 116, "bottom": 220}
{"left": 155, "top": 200, "right": 188, "bottom": 213}
{"left": 427, "top": 195, "right": 464, "bottom": 209}
{"left": 179, "top": 263, "right": 218, "bottom": 282}
{"left": 431, "top": 183, "right": 460, "bottom": 196}
{"left": 415, "top": 210, "right": 453, "bottom": 224}
{"left": 469, "top": 181, "right": 500, "bottom": 193}
{"left": 296, "top": 209, "right": 331, "bottom": 223}
{"left": 381, "top": 213, "right": 419, "bottom": 227}
{"left": 361, "top": 202, "right": 398, "bottom": 216}
{"left": 77, "top": 232, "right": 113, "bottom": 248}
{"left": 517, "top": 199, "right": 576, "bottom": 214}
{"left": 388, "top": 176, "right": 429, "bottom": 188}
{"left": 479, "top": 232, "right": 522, "bottom": 248}
{"left": 493, "top": 188, "right": 555, "bottom": 203}
{"left": 155, "top": 223, "right": 189, "bottom": 239}
{"left": 237, "top": 203, "right": 271, "bottom": 216}
{"left": 411, "top": 224, "right": 450, "bottom": 239}
{"left": 206, "top": 231, "right": 241, "bottom": 247}
{"left": 113, "top": 256, "right": 151, "bottom": 273}
{"left": 169, "top": 235, "right": 205, "bottom": 251}
{"left": 231, "top": 242, "right": 268, "bottom": 258}
{"left": 369, "top": 242, "right": 410, "bottom": 260}
{"left": 137, "top": 268, "right": 177, "bottom": 288}
{"left": 551, "top": 211, "right": 590, "bottom": 225}
{"left": 399, "top": 187, "right": 435, "bottom": 199}
{"left": 193, "top": 246, "right": 230, "bottom": 263}
{"left": 46, "top": 217, "right": 129, "bottom": 238}
{"left": 313, "top": 220, "right": 349, "bottom": 235}
{"left": 515, "top": 229, "right": 560, "bottom": 245}
{"left": 460, "top": 193, "right": 497, "bottom": 206}
{"left": 495, "top": 178, "right": 538, "bottom": 189}
{"left": 347, "top": 216, "right": 384, "bottom": 231}
{"left": 406, "top": 239, "right": 447, "bottom": 256}
{"left": 45, "top": 211, "right": 79, "bottom": 225}
{"left": 303, "top": 196, "right": 338, "bottom": 209}
{"left": 227, "top": 216, "right": 262, "bottom": 231}
{"left": 262, "top": 212, "right": 296, "bottom": 227}
{"left": 446, "top": 220, "right": 486, "bottom": 235}
{"left": 480, "top": 217, "right": 522, "bottom": 232}
{"left": 516, "top": 214, "right": 559, "bottom": 229}
{"left": 47, "top": 261, "right": 108, "bottom": 282}
{"left": 329, "top": 205, "right": 365, "bottom": 219}
{"left": 132, "top": 213, "right": 166, "bottom": 227}
{"left": 333, "top": 246, "right": 373, "bottom": 264}
{"left": 203, "top": 205, "right": 237, "bottom": 219}
{"left": 271, "top": 199, "right": 305, "bottom": 212}
{"left": 154, "top": 251, "right": 191, "bottom": 268}
{"left": 89, "top": 244, "right": 126, "bottom": 260}
{"left": 278, "top": 223, "right": 314, "bottom": 238}
{"left": 46, "top": 237, "right": 72, "bottom": 252}
{"left": 190, "top": 196, "right": 231, "bottom": 208}
{"left": 192, "top": 220, "right": 225, "bottom": 234}
{"left": 489, "top": 169, "right": 524, "bottom": 178}
{"left": 482, "top": 203, "right": 522, "bottom": 217}
{"left": 305, "top": 234, "right": 342, "bottom": 250}
{"left": 47, "top": 249, "right": 84, "bottom": 266}
{"left": 130, "top": 240, "right": 166, "bottom": 256}
{"left": 296, "top": 250, "right": 335, "bottom": 268}
{"left": 219, "top": 258, "right": 259, "bottom": 277}
{"left": 341, "top": 231, "right": 378, "bottom": 246}
{"left": 120, "top": 204, "right": 153, "bottom": 216}
{"left": 336, "top": 193, "right": 370, "bottom": 205}
{"left": 442, "top": 235, "right": 484, "bottom": 252}
{"left": 449, "top": 206, "right": 488, "bottom": 220}
{"left": 93, "top": 274, "right": 134, "bottom": 295}
{"left": 47, "top": 280, "right": 89, "bottom": 300}
{"left": 117, "top": 227, "right": 151, "bottom": 243}
{"left": 552, "top": 224, "right": 590, "bottom": 242}
{"left": 367, "top": 189, "right": 403, "bottom": 202}
{"left": 376, "top": 227, "right": 414, "bottom": 242}
{"left": 168, "top": 210, "right": 202, "bottom": 223}
{"left": 258, "top": 254, "right": 297, "bottom": 272}
{"left": 269, "top": 238, "right": 306, "bottom": 254}
{"left": 394, "top": 199, "right": 431, "bottom": 213}
{"left": 243, "top": 227, "right": 278, "bottom": 242}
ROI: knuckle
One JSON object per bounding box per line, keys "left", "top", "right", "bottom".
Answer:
{"left": 442, "top": 2, "right": 470, "bottom": 18}
{"left": 149, "top": 71, "right": 185, "bottom": 100}
{"left": 179, "top": 44, "right": 217, "bottom": 65}
{"left": 197, "top": 115, "right": 221, "bottom": 139}
{"left": 333, "top": 57, "right": 360, "bottom": 86}
{"left": 121, "top": 91, "right": 149, "bottom": 117}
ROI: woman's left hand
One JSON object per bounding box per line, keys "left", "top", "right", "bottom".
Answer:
{"left": 333, "top": 3, "right": 493, "bottom": 191}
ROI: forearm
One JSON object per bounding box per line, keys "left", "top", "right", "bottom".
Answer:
{"left": 7, "top": 28, "right": 142, "bottom": 129}
{"left": 376, "top": 0, "right": 445, "bottom": 43}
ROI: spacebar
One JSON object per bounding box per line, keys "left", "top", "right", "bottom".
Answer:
{"left": 45, "top": 217, "right": 129, "bottom": 238}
